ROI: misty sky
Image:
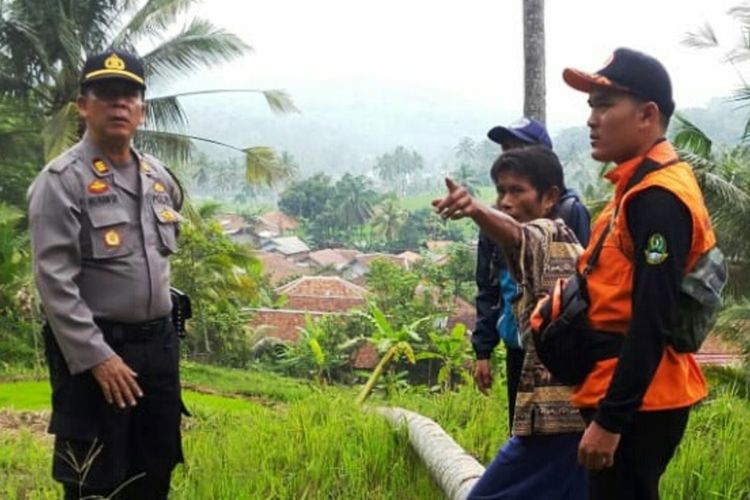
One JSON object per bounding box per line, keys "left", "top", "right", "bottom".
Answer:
{"left": 183, "top": 0, "right": 742, "bottom": 136}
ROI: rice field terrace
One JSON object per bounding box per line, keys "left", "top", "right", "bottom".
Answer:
{"left": 1, "top": 363, "right": 749, "bottom": 499}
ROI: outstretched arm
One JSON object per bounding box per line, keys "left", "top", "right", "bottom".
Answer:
{"left": 432, "top": 177, "right": 522, "bottom": 249}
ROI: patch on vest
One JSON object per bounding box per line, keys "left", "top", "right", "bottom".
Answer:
{"left": 645, "top": 233, "right": 669, "bottom": 265}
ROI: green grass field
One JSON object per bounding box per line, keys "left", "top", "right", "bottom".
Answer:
{"left": 400, "top": 186, "right": 496, "bottom": 212}
{"left": 1, "top": 364, "right": 749, "bottom": 499}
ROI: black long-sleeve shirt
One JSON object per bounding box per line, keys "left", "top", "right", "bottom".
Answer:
{"left": 472, "top": 230, "right": 502, "bottom": 359}
{"left": 594, "top": 187, "right": 692, "bottom": 433}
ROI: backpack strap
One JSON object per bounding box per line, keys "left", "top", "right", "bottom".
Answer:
{"left": 557, "top": 195, "right": 577, "bottom": 225}
{"left": 582, "top": 155, "right": 680, "bottom": 277}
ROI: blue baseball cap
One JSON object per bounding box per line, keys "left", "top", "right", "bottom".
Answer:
{"left": 487, "top": 117, "right": 553, "bottom": 149}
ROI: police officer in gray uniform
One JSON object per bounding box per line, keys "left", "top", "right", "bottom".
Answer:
{"left": 28, "top": 49, "right": 184, "bottom": 499}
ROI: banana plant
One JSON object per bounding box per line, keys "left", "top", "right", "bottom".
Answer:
{"left": 354, "top": 302, "right": 429, "bottom": 405}
{"left": 416, "top": 323, "right": 473, "bottom": 391}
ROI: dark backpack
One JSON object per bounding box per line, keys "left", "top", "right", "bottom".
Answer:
{"left": 670, "top": 246, "right": 727, "bottom": 352}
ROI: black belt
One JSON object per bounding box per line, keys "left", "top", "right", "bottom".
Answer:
{"left": 95, "top": 316, "right": 171, "bottom": 343}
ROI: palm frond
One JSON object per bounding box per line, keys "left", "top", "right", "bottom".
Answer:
{"left": 672, "top": 114, "right": 713, "bottom": 158}
{"left": 135, "top": 129, "right": 195, "bottom": 166}
{"left": 263, "top": 89, "right": 300, "bottom": 114}
{"left": 0, "top": 12, "right": 50, "bottom": 78}
{"left": 141, "top": 18, "right": 251, "bottom": 84}
{"left": 152, "top": 88, "right": 299, "bottom": 115}
{"left": 56, "top": 11, "right": 85, "bottom": 70}
{"left": 111, "top": 0, "right": 196, "bottom": 47}
{"left": 196, "top": 201, "right": 224, "bottom": 219}
{"left": 724, "top": 46, "right": 750, "bottom": 65}
{"left": 699, "top": 170, "right": 750, "bottom": 213}
{"left": 243, "top": 146, "right": 294, "bottom": 187}
{"left": 676, "top": 150, "right": 716, "bottom": 172}
{"left": 0, "top": 73, "right": 36, "bottom": 99}
{"left": 68, "top": 0, "right": 120, "bottom": 52}
{"left": 729, "top": 5, "right": 750, "bottom": 27}
{"left": 144, "top": 94, "right": 188, "bottom": 131}
{"left": 42, "top": 102, "right": 79, "bottom": 161}
{"left": 682, "top": 23, "right": 719, "bottom": 49}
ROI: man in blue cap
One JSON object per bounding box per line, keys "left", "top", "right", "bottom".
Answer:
{"left": 473, "top": 117, "right": 590, "bottom": 432}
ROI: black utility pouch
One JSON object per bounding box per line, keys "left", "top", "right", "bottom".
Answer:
{"left": 170, "top": 287, "right": 192, "bottom": 337}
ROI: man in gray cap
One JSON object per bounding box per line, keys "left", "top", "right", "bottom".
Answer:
{"left": 28, "top": 48, "right": 185, "bottom": 499}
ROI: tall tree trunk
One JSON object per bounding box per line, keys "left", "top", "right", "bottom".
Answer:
{"left": 523, "top": 0, "right": 546, "bottom": 124}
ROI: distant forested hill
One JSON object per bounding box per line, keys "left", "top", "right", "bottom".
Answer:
{"left": 180, "top": 86, "right": 741, "bottom": 179}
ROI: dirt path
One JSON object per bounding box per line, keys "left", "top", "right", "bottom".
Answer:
{"left": 0, "top": 409, "right": 50, "bottom": 437}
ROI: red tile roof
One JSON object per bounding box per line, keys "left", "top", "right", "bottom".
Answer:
{"left": 397, "top": 251, "right": 423, "bottom": 266}
{"left": 447, "top": 296, "right": 475, "bottom": 332}
{"left": 258, "top": 211, "right": 299, "bottom": 234}
{"left": 246, "top": 308, "right": 327, "bottom": 342}
{"left": 276, "top": 276, "right": 368, "bottom": 299}
{"left": 331, "top": 248, "right": 363, "bottom": 261}
{"left": 307, "top": 249, "right": 354, "bottom": 270}
{"left": 273, "top": 276, "right": 368, "bottom": 314}
{"left": 215, "top": 213, "right": 248, "bottom": 235}
{"left": 256, "top": 251, "right": 311, "bottom": 286}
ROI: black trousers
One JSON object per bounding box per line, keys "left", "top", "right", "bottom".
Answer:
{"left": 43, "top": 318, "right": 184, "bottom": 500}
{"left": 580, "top": 407, "right": 691, "bottom": 500}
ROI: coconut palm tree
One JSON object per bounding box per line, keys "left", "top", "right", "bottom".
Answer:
{"left": 523, "top": 0, "right": 545, "bottom": 123}
{"left": 334, "top": 174, "right": 376, "bottom": 229}
{"left": 0, "top": 0, "right": 297, "bottom": 185}
{"left": 372, "top": 196, "right": 407, "bottom": 245}
{"left": 373, "top": 146, "right": 424, "bottom": 196}
{"left": 453, "top": 137, "right": 476, "bottom": 167}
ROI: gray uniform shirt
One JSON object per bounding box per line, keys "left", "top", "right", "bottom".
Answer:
{"left": 28, "top": 134, "right": 183, "bottom": 374}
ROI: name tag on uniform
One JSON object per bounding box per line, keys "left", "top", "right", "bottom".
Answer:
{"left": 87, "top": 194, "right": 118, "bottom": 206}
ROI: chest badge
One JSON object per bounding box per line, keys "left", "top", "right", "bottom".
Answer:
{"left": 104, "top": 229, "right": 122, "bottom": 248}
{"left": 88, "top": 180, "right": 110, "bottom": 194}
{"left": 93, "top": 159, "right": 109, "bottom": 174}
{"left": 153, "top": 181, "right": 166, "bottom": 193}
{"left": 160, "top": 209, "right": 176, "bottom": 222}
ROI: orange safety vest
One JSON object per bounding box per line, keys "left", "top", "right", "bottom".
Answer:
{"left": 572, "top": 141, "right": 712, "bottom": 410}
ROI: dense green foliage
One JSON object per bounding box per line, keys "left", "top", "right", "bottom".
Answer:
{"left": 278, "top": 174, "right": 471, "bottom": 252}
{"left": 170, "top": 210, "right": 272, "bottom": 366}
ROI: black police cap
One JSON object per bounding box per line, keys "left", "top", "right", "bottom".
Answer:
{"left": 80, "top": 49, "right": 146, "bottom": 89}
{"left": 563, "top": 47, "right": 675, "bottom": 118}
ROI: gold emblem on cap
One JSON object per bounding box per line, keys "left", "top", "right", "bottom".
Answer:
{"left": 161, "top": 209, "right": 176, "bottom": 222}
{"left": 104, "top": 229, "right": 121, "bottom": 247}
{"left": 104, "top": 53, "right": 126, "bottom": 71}
{"left": 154, "top": 182, "right": 166, "bottom": 193}
{"left": 93, "top": 159, "right": 109, "bottom": 174}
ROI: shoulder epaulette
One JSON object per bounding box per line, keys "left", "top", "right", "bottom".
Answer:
{"left": 47, "top": 158, "right": 76, "bottom": 174}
